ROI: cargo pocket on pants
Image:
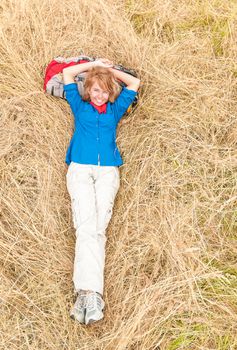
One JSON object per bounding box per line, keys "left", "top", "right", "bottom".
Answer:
{"left": 104, "top": 201, "right": 114, "bottom": 228}
{"left": 113, "top": 167, "right": 120, "bottom": 192}
{"left": 71, "top": 198, "right": 81, "bottom": 230}
{"left": 104, "top": 169, "right": 120, "bottom": 229}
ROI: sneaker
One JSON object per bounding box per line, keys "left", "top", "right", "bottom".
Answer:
{"left": 70, "top": 292, "right": 87, "bottom": 324}
{"left": 84, "top": 292, "right": 105, "bottom": 325}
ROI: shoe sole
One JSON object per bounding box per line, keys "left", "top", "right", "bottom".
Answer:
{"left": 86, "top": 315, "right": 104, "bottom": 325}
{"left": 70, "top": 309, "right": 85, "bottom": 324}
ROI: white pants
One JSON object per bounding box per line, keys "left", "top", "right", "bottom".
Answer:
{"left": 66, "top": 162, "right": 120, "bottom": 296}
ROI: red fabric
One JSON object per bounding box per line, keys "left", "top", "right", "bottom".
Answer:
{"left": 90, "top": 101, "right": 107, "bottom": 114}
{"left": 43, "top": 59, "right": 89, "bottom": 91}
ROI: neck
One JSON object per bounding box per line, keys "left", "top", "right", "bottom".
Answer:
{"left": 90, "top": 101, "right": 107, "bottom": 114}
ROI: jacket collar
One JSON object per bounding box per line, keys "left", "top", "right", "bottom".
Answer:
{"left": 90, "top": 101, "right": 107, "bottom": 114}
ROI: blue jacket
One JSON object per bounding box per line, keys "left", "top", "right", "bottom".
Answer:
{"left": 64, "top": 83, "right": 137, "bottom": 166}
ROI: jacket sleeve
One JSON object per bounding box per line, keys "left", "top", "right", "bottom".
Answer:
{"left": 112, "top": 87, "right": 137, "bottom": 123}
{"left": 64, "top": 83, "right": 83, "bottom": 119}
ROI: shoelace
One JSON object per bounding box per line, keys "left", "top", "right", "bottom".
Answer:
{"left": 85, "top": 293, "right": 102, "bottom": 311}
{"left": 75, "top": 294, "right": 86, "bottom": 309}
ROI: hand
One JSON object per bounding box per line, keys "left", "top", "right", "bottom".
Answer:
{"left": 93, "top": 58, "right": 113, "bottom": 68}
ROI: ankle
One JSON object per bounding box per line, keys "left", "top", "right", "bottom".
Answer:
{"left": 77, "top": 289, "right": 103, "bottom": 298}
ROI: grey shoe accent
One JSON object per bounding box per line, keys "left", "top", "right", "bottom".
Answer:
{"left": 85, "top": 292, "right": 105, "bottom": 325}
{"left": 70, "top": 293, "right": 87, "bottom": 324}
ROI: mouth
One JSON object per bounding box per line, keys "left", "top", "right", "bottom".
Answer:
{"left": 95, "top": 100, "right": 104, "bottom": 105}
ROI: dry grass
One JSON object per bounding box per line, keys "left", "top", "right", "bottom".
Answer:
{"left": 1, "top": 0, "right": 237, "bottom": 349}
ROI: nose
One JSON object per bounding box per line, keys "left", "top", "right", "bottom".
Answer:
{"left": 97, "top": 93, "right": 103, "bottom": 101}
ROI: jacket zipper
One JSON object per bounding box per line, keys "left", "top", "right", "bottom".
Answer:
{"left": 97, "top": 114, "right": 100, "bottom": 166}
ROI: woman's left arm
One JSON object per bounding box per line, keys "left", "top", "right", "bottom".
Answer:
{"left": 109, "top": 68, "right": 140, "bottom": 92}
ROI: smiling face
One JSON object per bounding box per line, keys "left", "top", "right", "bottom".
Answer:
{"left": 88, "top": 82, "right": 110, "bottom": 106}
{"left": 83, "top": 67, "right": 120, "bottom": 103}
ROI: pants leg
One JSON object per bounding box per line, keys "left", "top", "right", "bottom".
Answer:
{"left": 94, "top": 166, "right": 120, "bottom": 294}
{"left": 66, "top": 162, "right": 120, "bottom": 296}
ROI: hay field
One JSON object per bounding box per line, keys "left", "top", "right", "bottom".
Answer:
{"left": 1, "top": 0, "right": 237, "bottom": 349}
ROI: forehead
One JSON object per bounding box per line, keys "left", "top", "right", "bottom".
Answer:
{"left": 91, "top": 81, "right": 107, "bottom": 91}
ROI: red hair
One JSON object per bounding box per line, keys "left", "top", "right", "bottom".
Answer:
{"left": 83, "top": 67, "right": 121, "bottom": 103}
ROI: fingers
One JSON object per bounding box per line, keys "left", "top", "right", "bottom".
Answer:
{"left": 101, "top": 58, "right": 113, "bottom": 65}
{"left": 94, "top": 58, "right": 114, "bottom": 68}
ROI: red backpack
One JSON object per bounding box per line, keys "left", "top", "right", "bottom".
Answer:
{"left": 43, "top": 55, "right": 138, "bottom": 114}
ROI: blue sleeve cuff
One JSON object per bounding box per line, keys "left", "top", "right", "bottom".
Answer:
{"left": 123, "top": 87, "right": 137, "bottom": 97}
{"left": 64, "top": 83, "right": 78, "bottom": 91}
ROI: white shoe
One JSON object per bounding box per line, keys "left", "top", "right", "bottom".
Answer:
{"left": 70, "top": 293, "right": 87, "bottom": 323}
{"left": 85, "top": 292, "right": 105, "bottom": 325}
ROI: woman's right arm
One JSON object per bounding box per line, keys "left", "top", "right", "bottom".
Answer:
{"left": 110, "top": 68, "right": 140, "bottom": 92}
{"left": 62, "top": 62, "right": 95, "bottom": 84}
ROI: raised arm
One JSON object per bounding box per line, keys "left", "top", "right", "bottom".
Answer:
{"left": 62, "top": 59, "right": 113, "bottom": 85}
{"left": 62, "top": 62, "right": 96, "bottom": 85}
{"left": 109, "top": 68, "right": 140, "bottom": 92}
